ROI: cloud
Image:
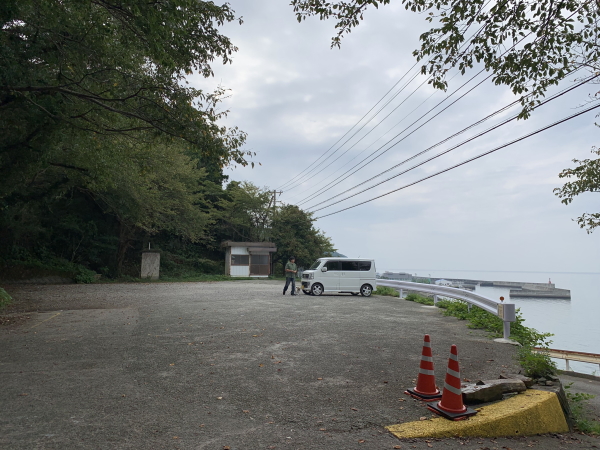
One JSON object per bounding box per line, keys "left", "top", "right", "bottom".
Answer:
{"left": 191, "top": 0, "right": 600, "bottom": 272}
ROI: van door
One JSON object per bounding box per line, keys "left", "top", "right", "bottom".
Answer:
{"left": 358, "top": 261, "right": 374, "bottom": 289}
{"left": 340, "top": 260, "right": 360, "bottom": 291}
{"left": 320, "top": 260, "right": 341, "bottom": 291}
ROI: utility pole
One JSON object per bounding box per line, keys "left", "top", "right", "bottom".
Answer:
{"left": 271, "top": 190, "right": 283, "bottom": 210}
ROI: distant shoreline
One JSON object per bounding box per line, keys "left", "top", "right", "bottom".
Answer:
{"left": 388, "top": 269, "right": 600, "bottom": 275}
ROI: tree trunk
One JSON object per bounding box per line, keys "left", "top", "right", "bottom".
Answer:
{"left": 116, "top": 220, "right": 134, "bottom": 277}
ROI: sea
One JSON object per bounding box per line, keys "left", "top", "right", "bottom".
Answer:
{"left": 388, "top": 269, "right": 600, "bottom": 375}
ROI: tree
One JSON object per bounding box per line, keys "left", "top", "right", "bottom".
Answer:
{"left": 215, "top": 182, "right": 274, "bottom": 243}
{"left": 270, "top": 205, "right": 335, "bottom": 271}
{"left": 290, "top": 0, "right": 600, "bottom": 226}
{"left": 0, "top": 0, "right": 255, "bottom": 274}
{"left": 1, "top": 0, "right": 250, "bottom": 204}
{"left": 554, "top": 147, "right": 600, "bottom": 233}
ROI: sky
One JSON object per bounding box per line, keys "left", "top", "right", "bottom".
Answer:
{"left": 190, "top": 0, "right": 600, "bottom": 275}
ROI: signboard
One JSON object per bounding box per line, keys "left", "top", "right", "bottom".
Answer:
{"left": 497, "top": 303, "right": 516, "bottom": 322}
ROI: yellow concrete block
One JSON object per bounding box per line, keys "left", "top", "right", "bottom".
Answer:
{"left": 386, "top": 390, "right": 569, "bottom": 439}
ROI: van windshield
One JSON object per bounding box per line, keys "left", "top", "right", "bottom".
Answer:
{"left": 309, "top": 260, "right": 322, "bottom": 270}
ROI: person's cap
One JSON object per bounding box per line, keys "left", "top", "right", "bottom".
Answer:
{"left": 289, "top": 256, "right": 295, "bottom": 260}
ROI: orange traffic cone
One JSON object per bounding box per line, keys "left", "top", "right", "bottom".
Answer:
{"left": 427, "top": 345, "right": 477, "bottom": 420}
{"left": 405, "top": 334, "right": 442, "bottom": 401}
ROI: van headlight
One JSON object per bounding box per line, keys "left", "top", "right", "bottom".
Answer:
{"left": 308, "top": 273, "right": 314, "bottom": 279}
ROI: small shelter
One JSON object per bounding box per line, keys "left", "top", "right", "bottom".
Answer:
{"left": 221, "top": 241, "right": 277, "bottom": 277}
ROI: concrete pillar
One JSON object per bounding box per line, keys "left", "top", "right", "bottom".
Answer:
{"left": 141, "top": 250, "right": 160, "bottom": 280}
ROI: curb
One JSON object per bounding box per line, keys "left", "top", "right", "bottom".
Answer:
{"left": 386, "top": 390, "right": 569, "bottom": 439}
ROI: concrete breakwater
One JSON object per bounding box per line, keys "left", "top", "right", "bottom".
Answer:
{"left": 509, "top": 288, "right": 571, "bottom": 299}
{"left": 429, "top": 278, "right": 571, "bottom": 300}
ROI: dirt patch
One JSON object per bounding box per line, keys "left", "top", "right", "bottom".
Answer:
{"left": 0, "top": 313, "right": 32, "bottom": 327}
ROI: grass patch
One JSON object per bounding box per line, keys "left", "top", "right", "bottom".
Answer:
{"left": 405, "top": 292, "right": 434, "bottom": 305}
{"left": 565, "top": 383, "right": 600, "bottom": 435}
{"left": 373, "top": 286, "right": 399, "bottom": 297}
{"left": 0, "top": 288, "right": 12, "bottom": 310}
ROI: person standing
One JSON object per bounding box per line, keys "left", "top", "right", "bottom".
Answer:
{"left": 283, "top": 256, "right": 297, "bottom": 296}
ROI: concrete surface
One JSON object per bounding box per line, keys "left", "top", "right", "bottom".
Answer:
{"left": 387, "top": 390, "right": 569, "bottom": 439}
{"left": 0, "top": 280, "right": 598, "bottom": 449}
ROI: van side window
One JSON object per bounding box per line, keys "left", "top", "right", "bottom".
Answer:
{"left": 341, "top": 261, "right": 359, "bottom": 271}
{"left": 325, "top": 260, "right": 340, "bottom": 271}
{"left": 358, "top": 261, "right": 371, "bottom": 271}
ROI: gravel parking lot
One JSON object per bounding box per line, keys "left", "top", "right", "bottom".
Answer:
{"left": 1, "top": 281, "right": 597, "bottom": 449}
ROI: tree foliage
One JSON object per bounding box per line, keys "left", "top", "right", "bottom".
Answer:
{"left": 271, "top": 204, "right": 335, "bottom": 271}
{"left": 554, "top": 147, "right": 600, "bottom": 233}
{"left": 292, "top": 0, "right": 598, "bottom": 116}
{"left": 0, "top": 0, "right": 259, "bottom": 275}
{"left": 1, "top": 0, "right": 247, "bottom": 157}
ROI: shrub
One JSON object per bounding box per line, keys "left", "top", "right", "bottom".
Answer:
{"left": 517, "top": 345, "right": 557, "bottom": 378}
{"left": 405, "top": 292, "right": 435, "bottom": 305}
{"left": 74, "top": 266, "right": 97, "bottom": 284}
{"left": 0, "top": 288, "right": 12, "bottom": 310}
{"left": 373, "top": 286, "right": 399, "bottom": 297}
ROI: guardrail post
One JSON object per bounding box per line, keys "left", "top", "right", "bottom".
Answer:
{"left": 433, "top": 295, "right": 438, "bottom": 305}
{"left": 565, "top": 359, "right": 571, "bottom": 371}
{"left": 467, "top": 303, "right": 472, "bottom": 312}
{"left": 503, "top": 321, "right": 511, "bottom": 340}
{"left": 399, "top": 288, "right": 403, "bottom": 299}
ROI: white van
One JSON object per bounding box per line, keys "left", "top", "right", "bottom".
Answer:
{"left": 300, "top": 258, "right": 376, "bottom": 297}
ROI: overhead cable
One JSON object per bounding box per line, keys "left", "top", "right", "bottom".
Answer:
{"left": 306, "top": 70, "right": 596, "bottom": 211}
{"left": 314, "top": 100, "right": 600, "bottom": 219}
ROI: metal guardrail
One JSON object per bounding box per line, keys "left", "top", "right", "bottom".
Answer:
{"left": 376, "top": 280, "right": 516, "bottom": 340}
{"left": 533, "top": 348, "right": 600, "bottom": 372}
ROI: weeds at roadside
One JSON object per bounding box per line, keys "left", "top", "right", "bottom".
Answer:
{"left": 565, "top": 383, "right": 600, "bottom": 435}
{"left": 373, "top": 286, "right": 399, "bottom": 297}
{"left": 381, "top": 291, "right": 557, "bottom": 378}
{"left": 405, "top": 292, "right": 434, "bottom": 305}
{"left": 0, "top": 288, "right": 12, "bottom": 310}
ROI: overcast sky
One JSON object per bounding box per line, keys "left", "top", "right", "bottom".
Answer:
{"left": 191, "top": 0, "right": 600, "bottom": 275}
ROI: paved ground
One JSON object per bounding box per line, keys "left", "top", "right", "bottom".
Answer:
{"left": 0, "top": 280, "right": 598, "bottom": 450}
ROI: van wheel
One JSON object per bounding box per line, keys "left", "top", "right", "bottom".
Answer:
{"left": 311, "top": 283, "right": 324, "bottom": 296}
{"left": 351, "top": 292, "right": 359, "bottom": 296}
{"left": 302, "top": 289, "right": 311, "bottom": 295}
{"left": 360, "top": 284, "right": 373, "bottom": 297}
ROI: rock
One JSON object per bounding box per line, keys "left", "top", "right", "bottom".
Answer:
{"left": 462, "top": 383, "right": 504, "bottom": 404}
{"left": 474, "top": 378, "right": 527, "bottom": 394}
{"left": 499, "top": 373, "right": 534, "bottom": 388}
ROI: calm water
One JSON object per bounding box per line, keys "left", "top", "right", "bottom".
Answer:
{"left": 392, "top": 270, "right": 600, "bottom": 374}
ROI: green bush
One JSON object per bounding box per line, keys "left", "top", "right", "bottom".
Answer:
{"left": 405, "top": 292, "right": 434, "bottom": 305}
{"left": 0, "top": 288, "right": 12, "bottom": 310}
{"left": 373, "top": 286, "right": 399, "bottom": 297}
{"left": 74, "top": 266, "right": 97, "bottom": 284}
{"left": 516, "top": 345, "right": 557, "bottom": 378}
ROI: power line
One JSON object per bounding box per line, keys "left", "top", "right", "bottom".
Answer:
{"left": 288, "top": 1, "right": 585, "bottom": 205}
{"left": 283, "top": 73, "right": 430, "bottom": 194}
{"left": 291, "top": 32, "right": 535, "bottom": 204}
{"left": 279, "top": 2, "right": 497, "bottom": 193}
{"left": 314, "top": 100, "right": 600, "bottom": 219}
{"left": 293, "top": 68, "right": 493, "bottom": 205}
{"left": 276, "top": 61, "right": 422, "bottom": 191}
{"left": 306, "top": 70, "right": 596, "bottom": 212}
